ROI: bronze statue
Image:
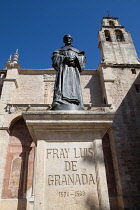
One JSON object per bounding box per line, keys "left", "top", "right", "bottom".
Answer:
{"left": 51, "top": 35, "right": 86, "bottom": 110}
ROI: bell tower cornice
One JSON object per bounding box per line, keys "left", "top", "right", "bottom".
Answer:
{"left": 101, "top": 16, "right": 122, "bottom": 27}
{"left": 102, "top": 26, "right": 124, "bottom": 29}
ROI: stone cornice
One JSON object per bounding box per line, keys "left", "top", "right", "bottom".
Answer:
{"left": 102, "top": 17, "right": 118, "bottom": 20}
{"left": 6, "top": 63, "right": 21, "bottom": 71}
{"left": 23, "top": 110, "right": 115, "bottom": 143}
{"left": 98, "top": 62, "right": 140, "bottom": 69}
{"left": 6, "top": 104, "right": 112, "bottom": 114}
{"left": 0, "top": 69, "right": 7, "bottom": 74}
{"left": 102, "top": 26, "right": 124, "bottom": 29}
{"left": 17, "top": 69, "right": 97, "bottom": 75}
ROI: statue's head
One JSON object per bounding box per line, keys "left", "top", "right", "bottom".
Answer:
{"left": 63, "top": 34, "right": 73, "bottom": 45}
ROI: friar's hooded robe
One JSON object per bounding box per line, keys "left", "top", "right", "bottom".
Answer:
{"left": 51, "top": 45, "right": 86, "bottom": 110}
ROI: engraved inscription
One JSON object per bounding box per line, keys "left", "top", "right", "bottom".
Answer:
{"left": 46, "top": 148, "right": 93, "bottom": 159}
{"left": 46, "top": 147, "right": 95, "bottom": 186}
{"left": 45, "top": 142, "right": 99, "bottom": 209}
{"left": 46, "top": 148, "right": 70, "bottom": 159}
{"left": 48, "top": 174, "right": 95, "bottom": 186}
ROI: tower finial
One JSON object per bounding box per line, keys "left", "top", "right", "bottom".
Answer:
{"left": 7, "top": 54, "right": 12, "bottom": 64}
{"left": 13, "top": 49, "right": 19, "bottom": 64}
{"left": 106, "top": 11, "right": 110, "bottom": 17}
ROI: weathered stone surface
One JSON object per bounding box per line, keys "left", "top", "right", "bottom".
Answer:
{"left": 44, "top": 142, "right": 98, "bottom": 210}
{"left": 23, "top": 110, "right": 114, "bottom": 210}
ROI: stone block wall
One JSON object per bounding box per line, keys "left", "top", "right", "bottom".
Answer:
{"left": 1, "top": 63, "right": 140, "bottom": 209}
{"left": 99, "top": 65, "right": 140, "bottom": 208}
{"left": 0, "top": 67, "right": 103, "bottom": 210}
{"left": 12, "top": 74, "right": 44, "bottom": 104}
{"left": 6, "top": 69, "right": 103, "bottom": 105}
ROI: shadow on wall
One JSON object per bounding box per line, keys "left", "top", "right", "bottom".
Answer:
{"left": 80, "top": 72, "right": 140, "bottom": 209}
{"left": 111, "top": 72, "right": 140, "bottom": 209}
{"left": 82, "top": 137, "right": 118, "bottom": 210}
{"left": 85, "top": 195, "right": 99, "bottom": 210}
{"left": 82, "top": 144, "right": 98, "bottom": 210}
{"left": 2, "top": 118, "right": 35, "bottom": 210}
{"left": 84, "top": 74, "right": 103, "bottom": 104}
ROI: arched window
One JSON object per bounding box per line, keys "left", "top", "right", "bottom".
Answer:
{"left": 115, "top": 30, "right": 124, "bottom": 42}
{"left": 104, "top": 30, "right": 111, "bottom": 42}
{"left": 109, "top": 21, "right": 114, "bottom": 27}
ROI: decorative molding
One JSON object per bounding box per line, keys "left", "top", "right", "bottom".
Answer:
{"left": 44, "top": 74, "right": 55, "bottom": 82}
{"left": 43, "top": 74, "right": 55, "bottom": 103}
{"left": 0, "top": 127, "right": 10, "bottom": 133}
{"left": 102, "top": 26, "right": 124, "bottom": 29}
{"left": 3, "top": 78, "right": 18, "bottom": 88}
{"left": 18, "top": 69, "right": 56, "bottom": 75}
{"left": 16, "top": 69, "right": 98, "bottom": 75}
{"left": 102, "top": 17, "right": 118, "bottom": 20}
{"left": 99, "top": 62, "right": 140, "bottom": 69}
{"left": 6, "top": 103, "right": 112, "bottom": 114}
{"left": 6, "top": 63, "right": 21, "bottom": 71}
{"left": 6, "top": 104, "right": 52, "bottom": 114}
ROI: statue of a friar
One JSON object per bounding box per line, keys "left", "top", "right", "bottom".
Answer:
{"left": 51, "top": 34, "right": 86, "bottom": 110}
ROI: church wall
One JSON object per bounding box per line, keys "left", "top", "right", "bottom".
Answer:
{"left": 6, "top": 69, "right": 103, "bottom": 105}
{"left": 81, "top": 71, "right": 103, "bottom": 105}
{"left": 99, "top": 66, "right": 140, "bottom": 208}
{"left": 12, "top": 74, "right": 44, "bottom": 104}
{"left": 99, "top": 66, "right": 140, "bottom": 109}
{"left": 0, "top": 68, "right": 103, "bottom": 209}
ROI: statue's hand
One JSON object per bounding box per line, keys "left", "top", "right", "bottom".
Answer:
{"left": 64, "top": 56, "right": 70, "bottom": 62}
{"left": 64, "top": 56, "right": 76, "bottom": 67}
{"left": 65, "top": 56, "right": 76, "bottom": 62}
{"left": 69, "top": 55, "right": 76, "bottom": 61}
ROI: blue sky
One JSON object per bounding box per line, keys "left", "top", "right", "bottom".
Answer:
{"left": 0, "top": 0, "right": 140, "bottom": 69}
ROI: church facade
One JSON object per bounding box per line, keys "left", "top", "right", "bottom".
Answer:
{"left": 0, "top": 16, "right": 140, "bottom": 210}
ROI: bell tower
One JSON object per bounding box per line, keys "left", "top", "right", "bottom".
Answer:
{"left": 98, "top": 16, "right": 139, "bottom": 64}
{"left": 98, "top": 16, "right": 140, "bottom": 108}
{"left": 98, "top": 16, "right": 140, "bottom": 210}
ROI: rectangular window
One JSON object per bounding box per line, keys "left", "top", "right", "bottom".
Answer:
{"left": 131, "top": 69, "right": 136, "bottom": 74}
{"left": 135, "top": 84, "right": 140, "bottom": 92}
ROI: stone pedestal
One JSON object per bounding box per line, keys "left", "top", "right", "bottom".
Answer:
{"left": 23, "top": 110, "right": 115, "bottom": 210}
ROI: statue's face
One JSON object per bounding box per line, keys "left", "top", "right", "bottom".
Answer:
{"left": 63, "top": 35, "right": 73, "bottom": 45}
